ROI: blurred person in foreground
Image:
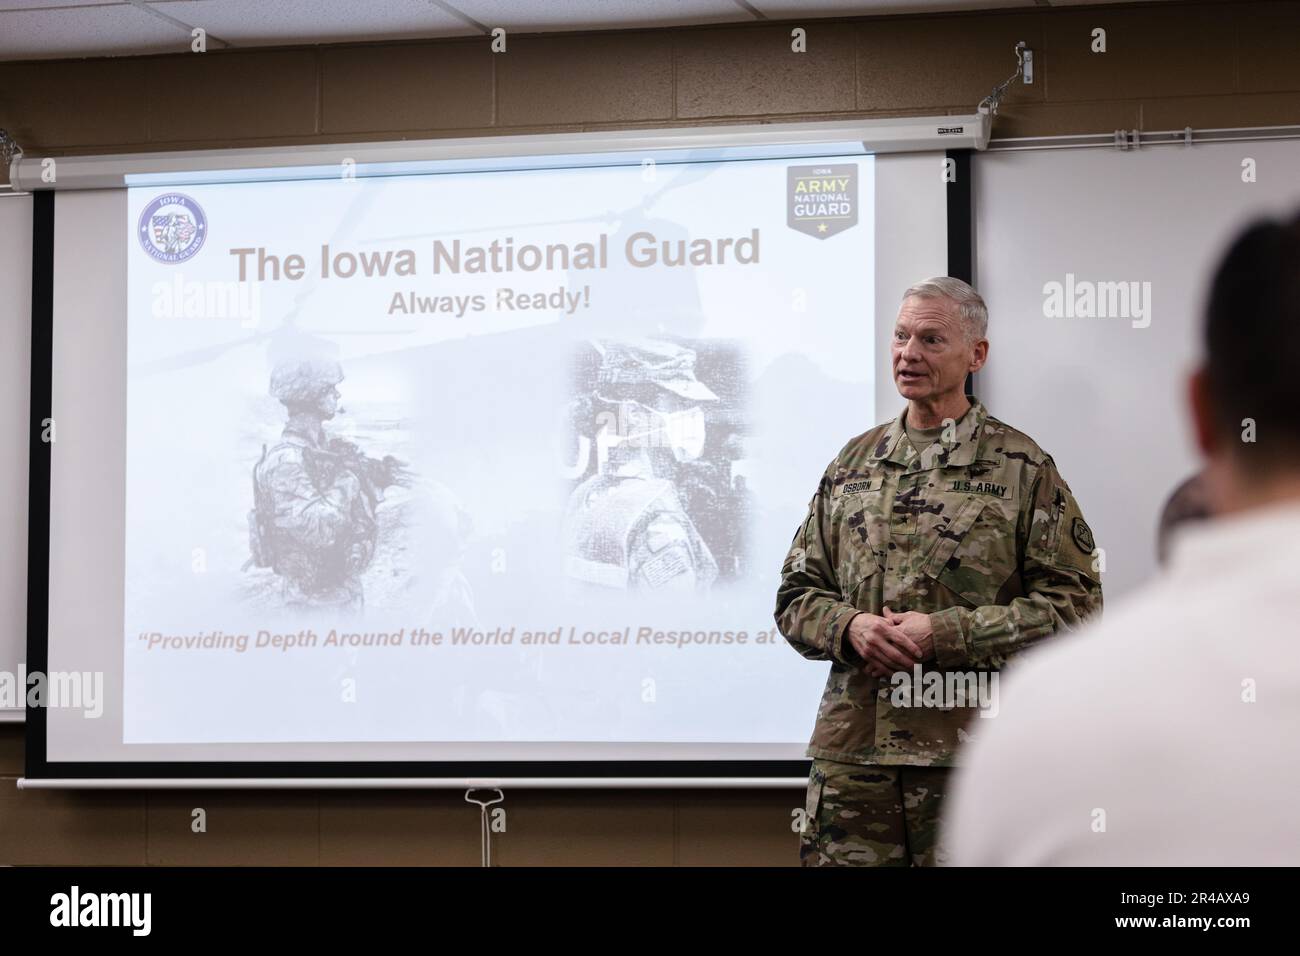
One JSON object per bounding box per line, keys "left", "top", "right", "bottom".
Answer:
{"left": 946, "top": 211, "right": 1300, "bottom": 865}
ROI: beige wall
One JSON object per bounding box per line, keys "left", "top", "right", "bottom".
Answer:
{"left": 1, "top": 0, "right": 1297, "bottom": 865}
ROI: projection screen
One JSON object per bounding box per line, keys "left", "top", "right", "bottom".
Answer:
{"left": 21, "top": 119, "right": 967, "bottom": 785}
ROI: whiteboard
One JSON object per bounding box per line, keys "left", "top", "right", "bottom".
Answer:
{"left": 974, "top": 140, "right": 1300, "bottom": 602}
{"left": 1, "top": 192, "right": 31, "bottom": 719}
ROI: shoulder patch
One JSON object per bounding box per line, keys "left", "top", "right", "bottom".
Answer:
{"left": 1071, "top": 515, "right": 1095, "bottom": 554}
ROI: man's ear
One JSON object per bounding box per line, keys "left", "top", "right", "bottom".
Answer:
{"left": 1188, "top": 367, "right": 1220, "bottom": 458}
{"left": 968, "top": 339, "right": 989, "bottom": 374}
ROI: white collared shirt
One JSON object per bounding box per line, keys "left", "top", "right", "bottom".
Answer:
{"left": 945, "top": 498, "right": 1300, "bottom": 865}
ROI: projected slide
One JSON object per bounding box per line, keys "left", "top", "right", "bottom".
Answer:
{"left": 123, "top": 156, "right": 874, "bottom": 748}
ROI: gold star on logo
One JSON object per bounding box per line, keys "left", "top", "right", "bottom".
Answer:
{"left": 818, "top": 222, "right": 827, "bottom": 233}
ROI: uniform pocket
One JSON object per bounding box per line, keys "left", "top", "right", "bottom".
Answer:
{"left": 923, "top": 495, "right": 987, "bottom": 573}
{"left": 843, "top": 548, "right": 882, "bottom": 606}
{"left": 834, "top": 507, "right": 883, "bottom": 603}
{"left": 923, "top": 497, "right": 1017, "bottom": 607}
{"left": 831, "top": 478, "right": 887, "bottom": 601}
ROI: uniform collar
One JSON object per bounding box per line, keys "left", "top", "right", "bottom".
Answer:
{"left": 871, "top": 398, "right": 989, "bottom": 470}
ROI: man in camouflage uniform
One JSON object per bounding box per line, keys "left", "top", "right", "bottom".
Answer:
{"left": 775, "top": 277, "right": 1103, "bottom": 866}
{"left": 250, "top": 359, "right": 404, "bottom": 610}
{"left": 563, "top": 339, "right": 720, "bottom": 591}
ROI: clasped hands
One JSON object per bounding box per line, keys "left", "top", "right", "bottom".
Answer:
{"left": 844, "top": 606, "right": 936, "bottom": 679}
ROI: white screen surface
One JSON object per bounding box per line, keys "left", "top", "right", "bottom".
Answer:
{"left": 42, "top": 151, "right": 947, "bottom": 771}
{"left": 0, "top": 193, "right": 31, "bottom": 719}
{"left": 974, "top": 140, "right": 1300, "bottom": 603}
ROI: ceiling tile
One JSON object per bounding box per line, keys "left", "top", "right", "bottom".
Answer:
{"left": 453, "top": 0, "right": 751, "bottom": 32}
{"left": 149, "top": 0, "right": 477, "bottom": 46}
{"left": 0, "top": 1, "right": 118, "bottom": 10}
{"left": 0, "top": 3, "right": 189, "bottom": 60}
{"left": 0, "top": 0, "right": 1200, "bottom": 63}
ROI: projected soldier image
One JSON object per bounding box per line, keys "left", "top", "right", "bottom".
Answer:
{"left": 562, "top": 337, "right": 750, "bottom": 592}
{"left": 246, "top": 359, "right": 409, "bottom": 611}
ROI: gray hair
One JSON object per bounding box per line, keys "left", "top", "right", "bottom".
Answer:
{"left": 902, "top": 276, "right": 988, "bottom": 342}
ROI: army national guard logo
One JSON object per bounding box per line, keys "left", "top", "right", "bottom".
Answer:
{"left": 137, "top": 192, "right": 207, "bottom": 263}
{"left": 787, "top": 164, "right": 858, "bottom": 239}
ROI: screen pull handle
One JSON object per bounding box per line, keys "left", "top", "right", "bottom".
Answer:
{"left": 464, "top": 788, "right": 506, "bottom": 867}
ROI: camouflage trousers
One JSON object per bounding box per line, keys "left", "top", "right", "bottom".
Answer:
{"left": 800, "top": 758, "right": 952, "bottom": 866}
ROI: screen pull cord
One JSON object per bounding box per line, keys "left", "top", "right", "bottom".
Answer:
{"left": 0, "top": 129, "right": 24, "bottom": 171}
{"left": 464, "top": 788, "right": 506, "bottom": 867}
{"left": 977, "top": 41, "right": 1031, "bottom": 117}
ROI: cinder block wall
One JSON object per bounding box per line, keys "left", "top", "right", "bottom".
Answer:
{"left": 1, "top": 0, "right": 1296, "bottom": 865}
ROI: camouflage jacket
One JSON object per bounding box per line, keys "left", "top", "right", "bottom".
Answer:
{"left": 563, "top": 467, "right": 719, "bottom": 591}
{"left": 774, "top": 399, "right": 1103, "bottom": 767}
{"left": 253, "top": 425, "right": 378, "bottom": 590}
